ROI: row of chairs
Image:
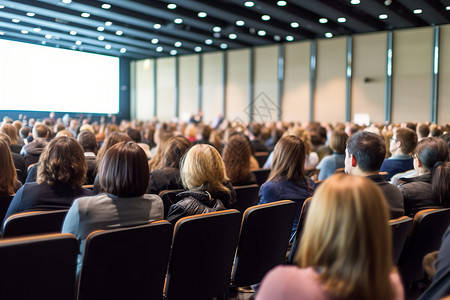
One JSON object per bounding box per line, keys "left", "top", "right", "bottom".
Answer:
{"left": 0, "top": 200, "right": 298, "bottom": 300}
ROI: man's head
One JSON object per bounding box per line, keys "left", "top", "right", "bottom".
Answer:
{"left": 77, "top": 131, "right": 98, "bottom": 154}
{"left": 32, "top": 123, "right": 49, "bottom": 139}
{"left": 417, "top": 123, "right": 430, "bottom": 141}
{"left": 345, "top": 131, "right": 386, "bottom": 175}
{"left": 389, "top": 128, "right": 417, "bottom": 156}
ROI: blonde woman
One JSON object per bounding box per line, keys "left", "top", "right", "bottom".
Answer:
{"left": 257, "top": 173, "right": 404, "bottom": 300}
{"left": 166, "top": 144, "right": 236, "bottom": 224}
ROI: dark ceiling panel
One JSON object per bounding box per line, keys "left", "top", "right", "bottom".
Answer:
{"left": 0, "top": 0, "right": 448, "bottom": 60}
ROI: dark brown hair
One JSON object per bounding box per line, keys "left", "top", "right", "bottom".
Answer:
{"left": 99, "top": 141, "right": 150, "bottom": 197}
{"left": 37, "top": 136, "right": 87, "bottom": 189}
{"left": 96, "top": 132, "right": 132, "bottom": 168}
{"left": 395, "top": 128, "right": 417, "bottom": 154}
{"left": 161, "top": 136, "right": 191, "bottom": 169}
{"left": 222, "top": 134, "right": 252, "bottom": 184}
{"left": 0, "top": 139, "right": 17, "bottom": 196}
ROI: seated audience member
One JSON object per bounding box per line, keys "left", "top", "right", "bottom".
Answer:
{"left": 380, "top": 127, "right": 417, "bottom": 180}
{"left": 398, "top": 137, "right": 450, "bottom": 217}
{"left": 345, "top": 131, "right": 404, "bottom": 218}
{"left": 62, "top": 141, "right": 163, "bottom": 275}
{"left": 77, "top": 131, "right": 98, "bottom": 185}
{"left": 308, "top": 123, "right": 332, "bottom": 161}
{"left": 12, "top": 120, "right": 24, "bottom": 146}
{"left": 417, "top": 123, "right": 430, "bottom": 142}
{"left": 0, "top": 133, "right": 27, "bottom": 184}
{"left": 258, "top": 135, "right": 315, "bottom": 236}
{"left": 418, "top": 225, "right": 450, "bottom": 300}
{"left": 166, "top": 144, "right": 236, "bottom": 224}
{"left": 222, "top": 134, "right": 257, "bottom": 186}
{"left": 147, "top": 136, "right": 191, "bottom": 195}
{"left": 2, "top": 137, "right": 93, "bottom": 227}
{"left": 148, "top": 129, "right": 174, "bottom": 171}
{"left": 430, "top": 124, "right": 444, "bottom": 137}
{"left": 0, "top": 139, "right": 21, "bottom": 199}
{"left": 126, "top": 128, "right": 151, "bottom": 159}
{"left": 20, "top": 123, "right": 50, "bottom": 168}
{"left": 248, "top": 122, "right": 269, "bottom": 153}
{"left": 195, "top": 124, "right": 212, "bottom": 145}
{"left": 316, "top": 130, "right": 348, "bottom": 180}
{"left": 256, "top": 174, "right": 404, "bottom": 300}
{"left": 19, "top": 126, "right": 32, "bottom": 144}
{"left": 0, "top": 124, "right": 22, "bottom": 154}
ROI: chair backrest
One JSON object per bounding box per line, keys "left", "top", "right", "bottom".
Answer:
{"left": 389, "top": 216, "right": 413, "bottom": 265}
{"left": 2, "top": 209, "right": 69, "bottom": 238}
{"left": 254, "top": 152, "right": 269, "bottom": 168}
{"left": 0, "top": 195, "right": 14, "bottom": 225}
{"left": 165, "top": 209, "right": 242, "bottom": 300}
{"left": 398, "top": 208, "right": 450, "bottom": 284}
{"left": 78, "top": 220, "right": 173, "bottom": 300}
{"left": 0, "top": 233, "right": 78, "bottom": 300}
{"left": 232, "top": 184, "right": 260, "bottom": 213}
{"left": 232, "top": 200, "right": 297, "bottom": 287}
{"left": 288, "top": 197, "right": 313, "bottom": 264}
{"left": 159, "top": 189, "right": 185, "bottom": 218}
{"left": 251, "top": 168, "right": 271, "bottom": 187}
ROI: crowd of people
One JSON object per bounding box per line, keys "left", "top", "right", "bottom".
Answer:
{"left": 0, "top": 113, "right": 450, "bottom": 299}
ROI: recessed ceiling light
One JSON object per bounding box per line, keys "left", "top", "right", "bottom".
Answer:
{"left": 153, "top": 24, "right": 161, "bottom": 29}
{"left": 21, "top": 30, "right": 29, "bottom": 34}
{"left": 0, "top": 32, "right": 4, "bottom": 35}
{"left": 105, "top": 21, "right": 112, "bottom": 26}
{"left": 98, "top": 35, "right": 105, "bottom": 41}
{"left": 236, "top": 20, "right": 245, "bottom": 26}
{"left": 213, "top": 26, "right": 221, "bottom": 32}
{"left": 325, "top": 32, "right": 333, "bottom": 38}
{"left": 290, "top": 22, "right": 299, "bottom": 28}
{"left": 97, "top": 27, "right": 104, "bottom": 32}
{"left": 75, "top": 40, "right": 82, "bottom": 45}
{"left": 174, "top": 18, "right": 183, "bottom": 24}
{"left": 62, "top": 0, "right": 72, "bottom": 3}
{"left": 156, "top": 46, "right": 163, "bottom": 52}
{"left": 205, "top": 39, "right": 213, "bottom": 45}
{"left": 115, "top": 30, "right": 123, "bottom": 35}
{"left": 286, "top": 35, "right": 294, "bottom": 41}
{"left": 244, "top": 1, "right": 254, "bottom": 7}
{"left": 337, "top": 17, "right": 346, "bottom": 23}
{"left": 379, "top": 14, "right": 388, "bottom": 19}
{"left": 198, "top": 12, "right": 207, "bottom": 18}
{"left": 174, "top": 41, "right": 182, "bottom": 47}
{"left": 12, "top": 19, "right": 20, "bottom": 23}
{"left": 274, "top": 35, "right": 281, "bottom": 41}
{"left": 105, "top": 44, "right": 112, "bottom": 50}
{"left": 220, "top": 43, "right": 228, "bottom": 49}
{"left": 413, "top": 9, "right": 422, "bottom": 14}
{"left": 350, "top": 0, "right": 360, "bottom": 4}
{"left": 213, "top": 32, "right": 221, "bottom": 38}
{"left": 26, "top": 12, "right": 35, "bottom": 17}
{"left": 446, "top": 6, "right": 450, "bottom": 10}
{"left": 81, "top": 12, "right": 90, "bottom": 18}
{"left": 258, "top": 30, "right": 266, "bottom": 36}
{"left": 170, "top": 50, "right": 177, "bottom": 55}
{"left": 151, "top": 38, "right": 159, "bottom": 44}
{"left": 120, "top": 48, "right": 127, "bottom": 53}
{"left": 319, "top": 18, "right": 328, "bottom": 24}
{"left": 277, "top": 1, "right": 287, "bottom": 6}
{"left": 194, "top": 46, "right": 202, "bottom": 52}
{"left": 33, "top": 28, "right": 41, "bottom": 32}
{"left": 0, "top": 5, "right": 4, "bottom": 8}
{"left": 167, "top": 3, "right": 177, "bottom": 9}
{"left": 229, "top": 33, "right": 237, "bottom": 39}
{"left": 261, "top": 15, "right": 271, "bottom": 21}
{"left": 69, "top": 30, "right": 77, "bottom": 35}
{"left": 45, "top": 34, "right": 52, "bottom": 39}
{"left": 101, "top": 3, "right": 111, "bottom": 9}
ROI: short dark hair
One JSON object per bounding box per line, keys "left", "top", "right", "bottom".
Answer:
{"left": 99, "top": 141, "right": 149, "bottom": 197}
{"left": 417, "top": 124, "right": 430, "bottom": 138}
{"left": 33, "top": 123, "right": 49, "bottom": 138}
{"left": 346, "top": 131, "right": 386, "bottom": 172}
{"left": 395, "top": 128, "right": 417, "bottom": 154}
{"left": 77, "top": 131, "right": 97, "bottom": 153}
{"left": 126, "top": 128, "right": 142, "bottom": 143}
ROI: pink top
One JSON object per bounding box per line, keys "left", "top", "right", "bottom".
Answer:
{"left": 256, "top": 266, "right": 404, "bottom": 300}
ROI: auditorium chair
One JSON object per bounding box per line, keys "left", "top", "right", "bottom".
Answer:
{"left": 231, "top": 184, "right": 260, "bottom": 213}
{"left": 389, "top": 216, "right": 413, "bottom": 265}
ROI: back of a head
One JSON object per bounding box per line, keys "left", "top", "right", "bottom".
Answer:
{"left": 0, "top": 133, "right": 12, "bottom": 147}
{"left": 180, "top": 144, "right": 229, "bottom": 194}
{"left": 37, "top": 136, "right": 87, "bottom": 189}
{"left": 32, "top": 123, "right": 49, "bottom": 139}
{"left": 0, "top": 124, "right": 18, "bottom": 144}
{"left": 222, "top": 134, "right": 252, "bottom": 183}
{"left": 269, "top": 135, "right": 306, "bottom": 184}
{"left": 0, "top": 139, "right": 17, "bottom": 196}
{"left": 77, "top": 131, "right": 98, "bottom": 153}
{"left": 97, "top": 132, "right": 132, "bottom": 165}
{"left": 19, "top": 126, "right": 31, "bottom": 139}
{"left": 126, "top": 128, "right": 142, "bottom": 143}
{"left": 346, "top": 131, "right": 386, "bottom": 173}
{"left": 440, "top": 133, "right": 450, "bottom": 150}
{"left": 417, "top": 123, "right": 430, "bottom": 139}
{"left": 430, "top": 124, "right": 443, "bottom": 137}
{"left": 296, "top": 173, "right": 393, "bottom": 300}
{"left": 329, "top": 130, "right": 348, "bottom": 154}
{"left": 99, "top": 141, "right": 149, "bottom": 197}
{"left": 161, "top": 136, "right": 192, "bottom": 169}
{"left": 395, "top": 127, "right": 417, "bottom": 154}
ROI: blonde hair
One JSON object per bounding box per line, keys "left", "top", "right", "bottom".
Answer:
{"left": 295, "top": 173, "right": 394, "bottom": 300}
{"left": 180, "top": 144, "right": 230, "bottom": 196}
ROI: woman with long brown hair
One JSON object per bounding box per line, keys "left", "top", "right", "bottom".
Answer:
{"left": 0, "top": 139, "right": 20, "bottom": 198}
{"left": 222, "top": 134, "right": 257, "bottom": 186}
{"left": 257, "top": 174, "right": 404, "bottom": 300}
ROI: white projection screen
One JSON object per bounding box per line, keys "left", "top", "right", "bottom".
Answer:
{"left": 0, "top": 39, "right": 120, "bottom": 114}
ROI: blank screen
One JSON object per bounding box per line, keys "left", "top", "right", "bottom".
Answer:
{"left": 0, "top": 39, "right": 120, "bottom": 114}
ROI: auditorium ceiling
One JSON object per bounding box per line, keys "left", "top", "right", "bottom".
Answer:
{"left": 0, "top": 0, "right": 449, "bottom": 60}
